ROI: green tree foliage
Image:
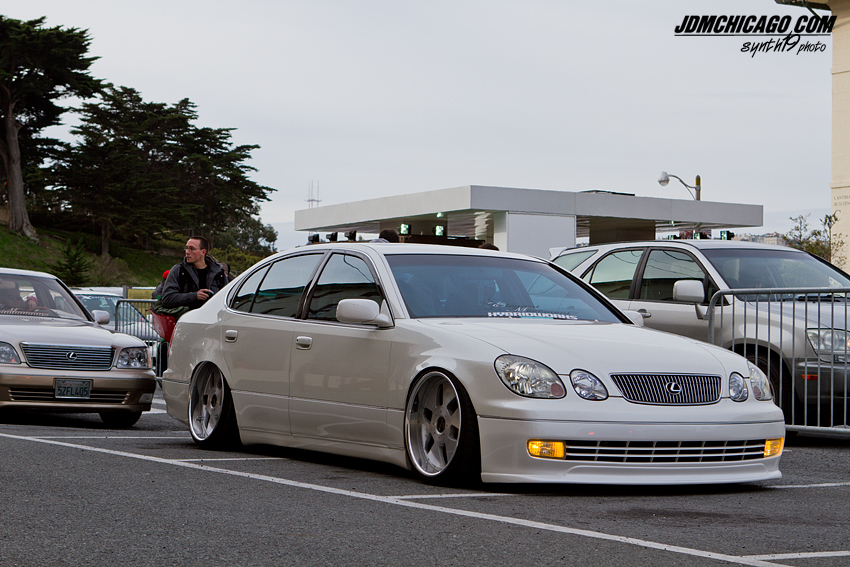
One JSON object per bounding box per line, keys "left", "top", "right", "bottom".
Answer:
{"left": 49, "top": 237, "right": 92, "bottom": 286}
{"left": 53, "top": 85, "right": 275, "bottom": 256}
{"left": 0, "top": 16, "right": 100, "bottom": 241}
{"left": 784, "top": 213, "right": 845, "bottom": 265}
{"left": 215, "top": 216, "right": 278, "bottom": 257}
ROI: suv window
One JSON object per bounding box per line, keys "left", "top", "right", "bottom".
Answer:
{"left": 639, "top": 249, "right": 707, "bottom": 302}
{"left": 553, "top": 250, "right": 596, "bottom": 272}
{"left": 584, "top": 249, "right": 643, "bottom": 299}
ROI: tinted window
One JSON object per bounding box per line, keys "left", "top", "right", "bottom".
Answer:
{"left": 387, "top": 254, "right": 621, "bottom": 322}
{"left": 585, "top": 250, "right": 643, "bottom": 299}
{"left": 553, "top": 250, "right": 596, "bottom": 272}
{"left": 702, "top": 248, "right": 850, "bottom": 289}
{"left": 639, "top": 250, "right": 707, "bottom": 302}
{"left": 252, "top": 254, "right": 322, "bottom": 317}
{"left": 306, "top": 254, "right": 382, "bottom": 321}
{"left": 230, "top": 266, "right": 269, "bottom": 313}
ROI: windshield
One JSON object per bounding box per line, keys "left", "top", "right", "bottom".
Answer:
{"left": 702, "top": 248, "right": 850, "bottom": 290}
{"left": 76, "top": 295, "right": 146, "bottom": 324}
{"left": 0, "top": 274, "right": 88, "bottom": 319}
{"left": 386, "top": 254, "right": 622, "bottom": 322}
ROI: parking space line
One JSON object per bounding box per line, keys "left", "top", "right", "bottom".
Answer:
{"left": 773, "top": 482, "right": 850, "bottom": 489}
{"left": 745, "top": 551, "right": 850, "bottom": 560}
{"left": 173, "top": 457, "right": 287, "bottom": 462}
{"left": 29, "top": 435, "right": 189, "bottom": 439}
{"left": 388, "top": 493, "right": 514, "bottom": 499}
{"left": 0, "top": 432, "right": 795, "bottom": 567}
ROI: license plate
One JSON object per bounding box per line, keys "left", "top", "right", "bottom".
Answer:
{"left": 55, "top": 379, "right": 92, "bottom": 399}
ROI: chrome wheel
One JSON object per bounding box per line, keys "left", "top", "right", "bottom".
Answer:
{"left": 188, "top": 365, "right": 238, "bottom": 447}
{"left": 406, "top": 371, "right": 464, "bottom": 477}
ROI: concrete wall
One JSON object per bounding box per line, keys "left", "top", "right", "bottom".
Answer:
{"left": 493, "top": 213, "right": 576, "bottom": 258}
{"left": 833, "top": 0, "right": 850, "bottom": 268}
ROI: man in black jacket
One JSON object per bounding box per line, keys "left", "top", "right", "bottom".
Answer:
{"left": 161, "top": 236, "right": 229, "bottom": 311}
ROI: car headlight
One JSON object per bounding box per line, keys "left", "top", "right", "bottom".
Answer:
{"left": 494, "top": 355, "right": 566, "bottom": 398}
{"left": 729, "top": 372, "right": 749, "bottom": 402}
{"left": 0, "top": 342, "right": 20, "bottom": 364}
{"left": 747, "top": 361, "right": 773, "bottom": 401}
{"left": 570, "top": 369, "right": 608, "bottom": 400}
{"left": 807, "top": 328, "right": 850, "bottom": 355}
{"left": 116, "top": 347, "right": 151, "bottom": 369}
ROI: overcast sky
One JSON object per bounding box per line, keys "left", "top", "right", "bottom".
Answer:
{"left": 9, "top": 0, "right": 834, "bottom": 249}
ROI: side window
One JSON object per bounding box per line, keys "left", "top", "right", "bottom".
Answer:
{"left": 306, "top": 254, "right": 382, "bottom": 322}
{"left": 553, "top": 250, "right": 596, "bottom": 272}
{"left": 251, "top": 254, "right": 322, "bottom": 317}
{"left": 230, "top": 266, "right": 269, "bottom": 313}
{"left": 585, "top": 250, "right": 643, "bottom": 299}
{"left": 639, "top": 250, "right": 707, "bottom": 302}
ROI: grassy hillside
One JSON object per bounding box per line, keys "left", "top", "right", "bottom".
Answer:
{"left": 0, "top": 225, "right": 180, "bottom": 287}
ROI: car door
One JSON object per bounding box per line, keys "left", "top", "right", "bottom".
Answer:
{"left": 219, "top": 253, "right": 324, "bottom": 436}
{"left": 629, "top": 248, "right": 717, "bottom": 341}
{"left": 289, "top": 252, "right": 394, "bottom": 445}
{"left": 580, "top": 248, "right": 645, "bottom": 313}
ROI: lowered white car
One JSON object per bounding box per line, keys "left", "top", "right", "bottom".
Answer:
{"left": 162, "top": 244, "right": 784, "bottom": 485}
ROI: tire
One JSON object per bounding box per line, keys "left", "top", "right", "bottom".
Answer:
{"left": 99, "top": 411, "right": 142, "bottom": 428}
{"left": 404, "top": 371, "right": 480, "bottom": 485}
{"left": 188, "top": 364, "right": 240, "bottom": 448}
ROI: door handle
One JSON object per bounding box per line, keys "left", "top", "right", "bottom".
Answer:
{"left": 224, "top": 330, "right": 238, "bottom": 342}
{"left": 637, "top": 309, "right": 652, "bottom": 319}
{"left": 295, "top": 336, "right": 313, "bottom": 349}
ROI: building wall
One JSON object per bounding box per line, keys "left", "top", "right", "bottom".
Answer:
{"left": 493, "top": 213, "right": 576, "bottom": 258}
{"left": 833, "top": 0, "right": 850, "bottom": 268}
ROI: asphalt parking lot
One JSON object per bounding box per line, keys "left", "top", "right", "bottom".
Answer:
{"left": 1, "top": 391, "right": 849, "bottom": 567}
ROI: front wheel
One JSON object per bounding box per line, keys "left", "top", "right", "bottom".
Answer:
{"left": 404, "top": 371, "right": 480, "bottom": 485}
{"left": 188, "top": 364, "right": 240, "bottom": 448}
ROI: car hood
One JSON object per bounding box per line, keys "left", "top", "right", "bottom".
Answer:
{"left": 0, "top": 315, "right": 143, "bottom": 348}
{"left": 417, "top": 319, "right": 738, "bottom": 376}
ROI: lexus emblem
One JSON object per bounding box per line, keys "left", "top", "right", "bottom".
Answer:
{"left": 665, "top": 381, "right": 682, "bottom": 395}
{"left": 66, "top": 352, "right": 78, "bottom": 361}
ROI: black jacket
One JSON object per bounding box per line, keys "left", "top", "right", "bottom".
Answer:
{"left": 161, "top": 257, "right": 228, "bottom": 309}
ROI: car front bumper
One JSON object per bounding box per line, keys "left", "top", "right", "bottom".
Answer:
{"left": 0, "top": 367, "right": 156, "bottom": 413}
{"left": 478, "top": 417, "right": 785, "bottom": 484}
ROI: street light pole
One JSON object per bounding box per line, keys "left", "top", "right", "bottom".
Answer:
{"left": 658, "top": 171, "right": 701, "bottom": 200}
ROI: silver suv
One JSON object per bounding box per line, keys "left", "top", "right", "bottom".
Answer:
{"left": 551, "top": 240, "right": 850, "bottom": 427}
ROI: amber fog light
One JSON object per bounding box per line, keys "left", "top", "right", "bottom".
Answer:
{"left": 527, "top": 440, "right": 565, "bottom": 459}
{"left": 764, "top": 438, "right": 784, "bottom": 458}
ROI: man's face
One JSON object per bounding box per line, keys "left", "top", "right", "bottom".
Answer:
{"left": 185, "top": 239, "right": 206, "bottom": 264}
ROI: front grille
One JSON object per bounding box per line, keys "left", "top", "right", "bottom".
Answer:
{"left": 564, "top": 439, "right": 767, "bottom": 463}
{"left": 9, "top": 386, "right": 129, "bottom": 404}
{"left": 611, "top": 374, "right": 721, "bottom": 405}
{"left": 20, "top": 344, "right": 114, "bottom": 371}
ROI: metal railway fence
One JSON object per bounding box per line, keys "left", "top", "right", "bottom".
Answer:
{"left": 707, "top": 287, "right": 850, "bottom": 433}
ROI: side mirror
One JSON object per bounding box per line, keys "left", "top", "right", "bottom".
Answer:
{"left": 673, "top": 280, "right": 705, "bottom": 304}
{"left": 336, "top": 299, "right": 393, "bottom": 328}
{"left": 622, "top": 310, "right": 645, "bottom": 327}
{"left": 673, "top": 279, "right": 708, "bottom": 321}
{"left": 92, "top": 309, "right": 111, "bottom": 325}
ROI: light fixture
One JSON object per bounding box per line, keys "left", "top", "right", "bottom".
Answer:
{"left": 659, "top": 171, "right": 701, "bottom": 201}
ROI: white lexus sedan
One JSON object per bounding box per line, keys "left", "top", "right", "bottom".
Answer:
{"left": 162, "top": 243, "right": 785, "bottom": 485}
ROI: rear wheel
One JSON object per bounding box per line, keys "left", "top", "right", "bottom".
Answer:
{"left": 188, "top": 364, "right": 239, "bottom": 448}
{"left": 404, "top": 371, "right": 480, "bottom": 485}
